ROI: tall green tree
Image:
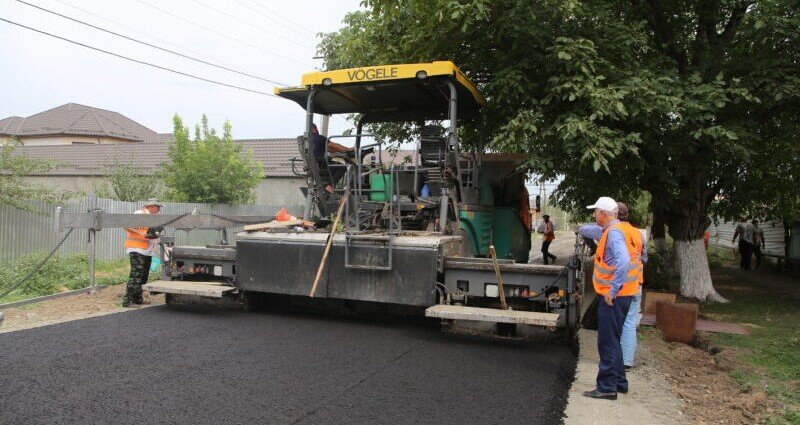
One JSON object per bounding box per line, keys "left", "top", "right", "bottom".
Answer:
{"left": 320, "top": 0, "right": 800, "bottom": 301}
{"left": 160, "top": 115, "right": 263, "bottom": 204}
{"left": 0, "top": 140, "right": 70, "bottom": 210}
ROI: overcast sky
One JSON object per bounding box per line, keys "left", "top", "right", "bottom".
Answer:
{"left": 0, "top": 0, "right": 363, "bottom": 139}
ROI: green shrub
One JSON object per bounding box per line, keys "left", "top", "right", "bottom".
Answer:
{"left": 0, "top": 253, "right": 133, "bottom": 303}
{"left": 0, "top": 253, "right": 98, "bottom": 301}
{"left": 643, "top": 250, "right": 675, "bottom": 291}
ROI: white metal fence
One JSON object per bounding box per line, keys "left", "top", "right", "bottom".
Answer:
{"left": 0, "top": 197, "right": 303, "bottom": 265}
{"left": 707, "top": 220, "right": 787, "bottom": 257}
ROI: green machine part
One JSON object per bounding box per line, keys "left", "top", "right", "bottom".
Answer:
{"left": 491, "top": 207, "right": 531, "bottom": 262}
{"left": 369, "top": 173, "right": 393, "bottom": 202}
{"left": 459, "top": 206, "right": 493, "bottom": 257}
{"left": 454, "top": 174, "right": 496, "bottom": 257}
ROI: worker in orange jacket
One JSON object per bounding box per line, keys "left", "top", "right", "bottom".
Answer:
{"left": 122, "top": 198, "right": 163, "bottom": 307}
{"left": 579, "top": 196, "right": 643, "bottom": 400}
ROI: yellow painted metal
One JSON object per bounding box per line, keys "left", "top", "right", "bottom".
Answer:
{"left": 274, "top": 61, "right": 486, "bottom": 106}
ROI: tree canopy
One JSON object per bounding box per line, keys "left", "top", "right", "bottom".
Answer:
{"left": 0, "top": 140, "right": 70, "bottom": 210}
{"left": 320, "top": 0, "right": 800, "bottom": 301}
{"left": 160, "top": 115, "right": 263, "bottom": 204}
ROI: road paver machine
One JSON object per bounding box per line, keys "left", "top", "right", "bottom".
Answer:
{"left": 140, "top": 61, "right": 583, "bottom": 340}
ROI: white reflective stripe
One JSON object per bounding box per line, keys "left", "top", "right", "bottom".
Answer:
{"left": 594, "top": 264, "right": 615, "bottom": 274}
{"left": 594, "top": 277, "right": 613, "bottom": 285}
{"left": 593, "top": 269, "right": 611, "bottom": 279}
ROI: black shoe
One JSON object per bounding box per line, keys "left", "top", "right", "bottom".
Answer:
{"left": 583, "top": 389, "right": 617, "bottom": 400}
{"left": 132, "top": 297, "right": 144, "bottom": 305}
{"left": 617, "top": 387, "right": 628, "bottom": 394}
{"left": 625, "top": 365, "right": 633, "bottom": 371}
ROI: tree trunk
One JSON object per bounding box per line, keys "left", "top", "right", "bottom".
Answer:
{"left": 667, "top": 169, "right": 726, "bottom": 302}
{"left": 674, "top": 239, "right": 727, "bottom": 302}
{"left": 783, "top": 219, "right": 791, "bottom": 271}
{"left": 651, "top": 212, "right": 668, "bottom": 256}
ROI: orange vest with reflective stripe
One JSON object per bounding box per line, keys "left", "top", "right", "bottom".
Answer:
{"left": 124, "top": 209, "right": 150, "bottom": 251}
{"left": 593, "top": 222, "right": 643, "bottom": 296}
{"left": 618, "top": 221, "right": 645, "bottom": 285}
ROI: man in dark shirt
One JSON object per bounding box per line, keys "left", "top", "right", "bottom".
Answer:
{"left": 310, "top": 124, "right": 353, "bottom": 193}
{"left": 752, "top": 220, "right": 766, "bottom": 269}
{"left": 732, "top": 219, "right": 755, "bottom": 271}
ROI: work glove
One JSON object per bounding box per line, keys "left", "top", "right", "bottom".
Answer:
{"left": 145, "top": 226, "right": 163, "bottom": 239}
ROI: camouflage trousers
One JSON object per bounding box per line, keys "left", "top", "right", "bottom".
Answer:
{"left": 124, "top": 252, "right": 152, "bottom": 304}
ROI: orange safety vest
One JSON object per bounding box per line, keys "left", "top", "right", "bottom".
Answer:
{"left": 124, "top": 209, "right": 150, "bottom": 251}
{"left": 593, "top": 221, "right": 643, "bottom": 296}
{"left": 543, "top": 221, "right": 555, "bottom": 241}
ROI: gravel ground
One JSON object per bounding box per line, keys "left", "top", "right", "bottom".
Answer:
{"left": 0, "top": 304, "right": 576, "bottom": 425}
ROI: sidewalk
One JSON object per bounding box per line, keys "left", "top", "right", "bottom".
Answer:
{"left": 564, "top": 326, "right": 688, "bottom": 424}
{"left": 536, "top": 232, "right": 689, "bottom": 424}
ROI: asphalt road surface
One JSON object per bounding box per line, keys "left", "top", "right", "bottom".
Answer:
{"left": 0, "top": 304, "right": 576, "bottom": 425}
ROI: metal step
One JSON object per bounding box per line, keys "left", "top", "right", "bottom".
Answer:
{"left": 143, "top": 280, "right": 236, "bottom": 298}
{"left": 425, "top": 305, "right": 560, "bottom": 327}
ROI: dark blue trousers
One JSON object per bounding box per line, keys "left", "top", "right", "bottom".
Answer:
{"left": 596, "top": 295, "right": 633, "bottom": 393}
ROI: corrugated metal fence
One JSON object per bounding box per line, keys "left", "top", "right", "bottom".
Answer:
{"left": 707, "top": 220, "right": 787, "bottom": 257}
{"left": 0, "top": 197, "right": 303, "bottom": 265}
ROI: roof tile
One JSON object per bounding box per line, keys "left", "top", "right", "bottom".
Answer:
{"left": 0, "top": 103, "right": 159, "bottom": 142}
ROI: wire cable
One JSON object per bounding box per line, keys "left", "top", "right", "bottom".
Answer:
{"left": 130, "top": 0, "right": 314, "bottom": 68}
{"left": 245, "top": 0, "right": 317, "bottom": 35}
{"left": 12, "top": 0, "right": 288, "bottom": 86}
{"left": 186, "top": 0, "right": 315, "bottom": 51}
{"left": 0, "top": 229, "right": 74, "bottom": 300}
{"left": 0, "top": 17, "right": 279, "bottom": 98}
{"left": 231, "top": 0, "right": 316, "bottom": 38}
{"left": 47, "top": 0, "right": 209, "bottom": 59}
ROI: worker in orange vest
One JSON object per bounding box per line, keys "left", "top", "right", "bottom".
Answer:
{"left": 122, "top": 198, "right": 163, "bottom": 307}
{"left": 579, "top": 196, "right": 643, "bottom": 400}
{"left": 539, "top": 214, "right": 557, "bottom": 264}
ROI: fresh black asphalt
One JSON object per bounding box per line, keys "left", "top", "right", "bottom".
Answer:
{"left": 0, "top": 304, "right": 576, "bottom": 425}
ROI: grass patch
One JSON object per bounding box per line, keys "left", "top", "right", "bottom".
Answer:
{"left": 706, "top": 245, "right": 736, "bottom": 268}
{"left": 703, "top": 269, "right": 800, "bottom": 423}
{"left": 0, "top": 254, "right": 131, "bottom": 304}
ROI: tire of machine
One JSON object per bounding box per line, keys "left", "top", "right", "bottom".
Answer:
{"left": 559, "top": 294, "right": 581, "bottom": 351}
{"left": 495, "top": 322, "right": 517, "bottom": 337}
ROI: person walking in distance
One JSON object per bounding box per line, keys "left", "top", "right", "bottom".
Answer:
{"left": 539, "top": 214, "right": 557, "bottom": 264}
{"left": 752, "top": 220, "right": 765, "bottom": 269}
{"left": 732, "top": 218, "right": 755, "bottom": 271}
{"left": 122, "top": 198, "right": 163, "bottom": 307}
{"left": 579, "top": 197, "right": 643, "bottom": 400}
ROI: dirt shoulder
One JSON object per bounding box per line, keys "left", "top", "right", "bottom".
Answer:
{"left": 642, "top": 264, "right": 800, "bottom": 424}
{"left": 642, "top": 329, "right": 771, "bottom": 424}
{"left": 0, "top": 284, "right": 163, "bottom": 334}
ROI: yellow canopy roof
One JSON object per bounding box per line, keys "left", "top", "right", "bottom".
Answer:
{"left": 275, "top": 61, "right": 486, "bottom": 122}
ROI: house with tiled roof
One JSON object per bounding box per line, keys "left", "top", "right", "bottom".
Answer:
{"left": 15, "top": 136, "right": 416, "bottom": 207}
{"left": 7, "top": 103, "right": 416, "bottom": 207}
{"left": 0, "top": 103, "right": 172, "bottom": 145}
{"left": 16, "top": 139, "right": 307, "bottom": 207}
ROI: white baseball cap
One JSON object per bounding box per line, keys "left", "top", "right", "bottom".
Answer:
{"left": 586, "top": 196, "right": 618, "bottom": 212}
